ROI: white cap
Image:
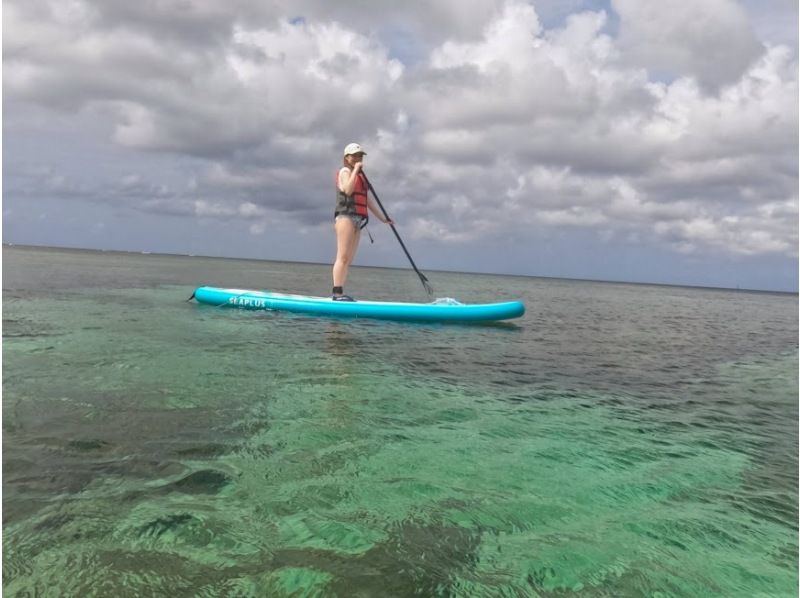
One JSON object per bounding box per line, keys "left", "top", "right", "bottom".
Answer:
{"left": 343, "top": 142, "right": 366, "bottom": 156}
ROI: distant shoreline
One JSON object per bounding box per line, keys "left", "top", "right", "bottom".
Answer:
{"left": 4, "top": 242, "right": 797, "bottom": 296}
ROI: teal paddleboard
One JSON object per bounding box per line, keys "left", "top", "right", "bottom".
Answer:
{"left": 192, "top": 286, "right": 525, "bottom": 322}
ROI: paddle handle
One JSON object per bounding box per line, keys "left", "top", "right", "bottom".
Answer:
{"left": 361, "top": 171, "right": 433, "bottom": 296}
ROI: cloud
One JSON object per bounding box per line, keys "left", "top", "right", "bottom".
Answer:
{"left": 398, "top": 3, "right": 796, "bottom": 257}
{"left": 613, "top": 0, "right": 763, "bottom": 89}
{"left": 3, "top": 0, "right": 797, "bottom": 264}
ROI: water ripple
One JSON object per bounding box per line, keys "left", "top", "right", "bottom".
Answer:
{"left": 3, "top": 248, "right": 797, "bottom": 596}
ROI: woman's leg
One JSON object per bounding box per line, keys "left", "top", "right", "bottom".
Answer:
{"left": 333, "top": 218, "right": 360, "bottom": 290}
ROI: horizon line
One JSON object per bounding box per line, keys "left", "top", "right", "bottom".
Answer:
{"left": 3, "top": 242, "right": 797, "bottom": 296}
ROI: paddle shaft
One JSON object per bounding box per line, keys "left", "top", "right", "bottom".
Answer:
{"left": 360, "top": 171, "right": 433, "bottom": 296}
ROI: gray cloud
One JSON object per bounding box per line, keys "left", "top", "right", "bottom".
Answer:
{"left": 613, "top": 0, "right": 764, "bottom": 89}
{"left": 4, "top": 0, "right": 798, "bottom": 267}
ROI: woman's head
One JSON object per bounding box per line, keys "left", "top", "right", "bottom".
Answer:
{"left": 343, "top": 143, "right": 366, "bottom": 166}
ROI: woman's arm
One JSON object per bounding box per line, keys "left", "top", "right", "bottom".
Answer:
{"left": 338, "top": 164, "right": 361, "bottom": 195}
{"left": 367, "top": 195, "right": 394, "bottom": 225}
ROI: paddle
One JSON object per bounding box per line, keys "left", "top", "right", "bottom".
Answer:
{"left": 360, "top": 170, "right": 434, "bottom": 297}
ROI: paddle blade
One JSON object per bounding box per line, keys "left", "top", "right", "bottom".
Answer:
{"left": 420, "top": 274, "right": 434, "bottom": 296}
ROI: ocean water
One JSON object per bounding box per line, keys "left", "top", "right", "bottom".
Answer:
{"left": 3, "top": 245, "right": 797, "bottom": 597}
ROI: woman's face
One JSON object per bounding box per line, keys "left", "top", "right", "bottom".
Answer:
{"left": 347, "top": 153, "right": 365, "bottom": 165}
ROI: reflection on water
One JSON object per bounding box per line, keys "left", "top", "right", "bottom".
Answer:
{"left": 323, "top": 322, "right": 363, "bottom": 359}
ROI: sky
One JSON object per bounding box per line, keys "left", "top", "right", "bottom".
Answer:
{"left": 3, "top": 0, "right": 799, "bottom": 291}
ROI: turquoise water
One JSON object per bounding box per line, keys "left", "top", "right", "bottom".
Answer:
{"left": 3, "top": 245, "right": 798, "bottom": 596}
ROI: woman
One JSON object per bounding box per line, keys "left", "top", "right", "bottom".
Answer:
{"left": 332, "top": 143, "right": 393, "bottom": 301}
